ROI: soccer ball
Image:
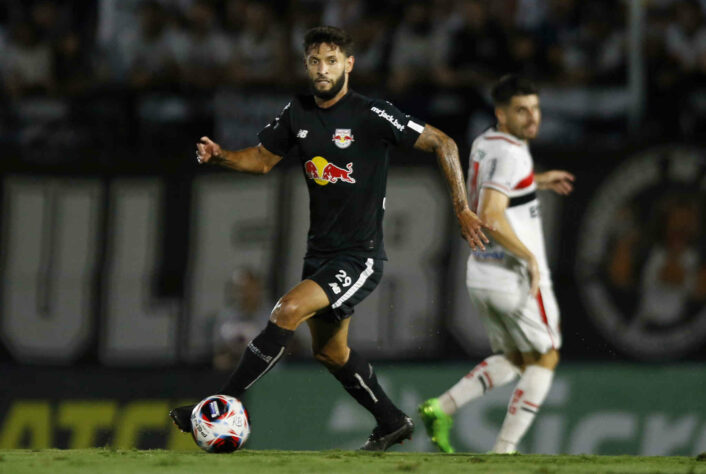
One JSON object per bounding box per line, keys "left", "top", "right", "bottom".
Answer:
{"left": 191, "top": 395, "right": 250, "bottom": 453}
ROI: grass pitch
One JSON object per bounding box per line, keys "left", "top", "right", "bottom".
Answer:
{"left": 0, "top": 449, "right": 703, "bottom": 474}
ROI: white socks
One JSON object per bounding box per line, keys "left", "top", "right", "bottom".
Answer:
{"left": 493, "top": 364, "right": 554, "bottom": 453}
{"left": 439, "top": 355, "right": 521, "bottom": 415}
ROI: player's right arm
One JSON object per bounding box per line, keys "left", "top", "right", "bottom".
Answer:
{"left": 478, "top": 188, "right": 540, "bottom": 297}
{"left": 196, "top": 137, "right": 282, "bottom": 174}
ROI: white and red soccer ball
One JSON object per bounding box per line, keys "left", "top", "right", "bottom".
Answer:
{"left": 191, "top": 395, "right": 250, "bottom": 453}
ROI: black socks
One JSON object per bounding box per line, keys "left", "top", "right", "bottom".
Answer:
{"left": 331, "top": 349, "right": 405, "bottom": 431}
{"left": 219, "top": 321, "right": 294, "bottom": 397}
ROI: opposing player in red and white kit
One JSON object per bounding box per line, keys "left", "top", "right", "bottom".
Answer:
{"left": 419, "top": 75, "right": 575, "bottom": 454}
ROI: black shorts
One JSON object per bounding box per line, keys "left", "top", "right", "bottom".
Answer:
{"left": 302, "top": 254, "right": 384, "bottom": 321}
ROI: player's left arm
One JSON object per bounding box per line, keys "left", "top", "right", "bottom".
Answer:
{"left": 535, "top": 170, "right": 575, "bottom": 195}
{"left": 414, "top": 124, "right": 492, "bottom": 250}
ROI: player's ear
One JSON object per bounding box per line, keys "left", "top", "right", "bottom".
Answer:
{"left": 495, "top": 106, "right": 506, "bottom": 127}
{"left": 345, "top": 55, "right": 354, "bottom": 73}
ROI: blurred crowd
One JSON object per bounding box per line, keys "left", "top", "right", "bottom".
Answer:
{"left": 1, "top": 0, "right": 705, "bottom": 139}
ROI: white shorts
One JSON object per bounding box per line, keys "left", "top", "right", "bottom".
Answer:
{"left": 467, "top": 284, "right": 562, "bottom": 354}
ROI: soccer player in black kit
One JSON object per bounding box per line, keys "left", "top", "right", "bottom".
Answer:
{"left": 170, "top": 26, "right": 490, "bottom": 451}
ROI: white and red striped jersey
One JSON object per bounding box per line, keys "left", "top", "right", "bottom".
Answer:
{"left": 466, "top": 128, "right": 552, "bottom": 291}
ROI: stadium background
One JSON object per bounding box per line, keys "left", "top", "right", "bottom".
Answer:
{"left": 0, "top": 0, "right": 705, "bottom": 455}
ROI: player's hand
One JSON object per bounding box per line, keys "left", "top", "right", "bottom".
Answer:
{"left": 458, "top": 208, "right": 492, "bottom": 251}
{"left": 537, "top": 170, "right": 574, "bottom": 195}
{"left": 527, "top": 256, "right": 540, "bottom": 297}
{"left": 196, "top": 136, "right": 222, "bottom": 164}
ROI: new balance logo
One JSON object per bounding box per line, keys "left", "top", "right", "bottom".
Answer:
{"left": 297, "top": 129, "right": 308, "bottom": 138}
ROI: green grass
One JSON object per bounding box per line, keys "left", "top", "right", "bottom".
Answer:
{"left": 0, "top": 449, "right": 704, "bottom": 474}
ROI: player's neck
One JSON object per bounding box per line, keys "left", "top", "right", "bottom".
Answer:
{"left": 496, "top": 125, "right": 525, "bottom": 143}
{"left": 314, "top": 85, "right": 349, "bottom": 109}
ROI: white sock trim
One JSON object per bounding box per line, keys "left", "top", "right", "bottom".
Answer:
{"left": 444, "top": 354, "right": 521, "bottom": 414}
{"left": 494, "top": 364, "right": 554, "bottom": 451}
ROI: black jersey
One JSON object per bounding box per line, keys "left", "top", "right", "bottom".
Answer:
{"left": 258, "top": 90, "right": 425, "bottom": 259}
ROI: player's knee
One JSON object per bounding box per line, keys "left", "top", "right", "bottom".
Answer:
{"left": 548, "top": 350, "right": 560, "bottom": 368}
{"left": 312, "top": 347, "right": 346, "bottom": 370}
{"left": 539, "top": 349, "right": 560, "bottom": 370}
{"left": 505, "top": 351, "right": 523, "bottom": 369}
{"left": 270, "top": 297, "right": 305, "bottom": 329}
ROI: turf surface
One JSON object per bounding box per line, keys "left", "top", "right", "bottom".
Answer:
{"left": 0, "top": 449, "right": 704, "bottom": 474}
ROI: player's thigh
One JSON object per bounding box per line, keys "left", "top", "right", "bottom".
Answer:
{"left": 504, "top": 285, "right": 562, "bottom": 354}
{"left": 467, "top": 287, "right": 520, "bottom": 354}
{"left": 303, "top": 255, "right": 383, "bottom": 322}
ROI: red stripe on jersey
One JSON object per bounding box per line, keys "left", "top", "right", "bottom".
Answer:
{"left": 484, "top": 135, "right": 522, "bottom": 146}
{"left": 470, "top": 161, "right": 480, "bottom": 211}
{"left": 523, "top": 401, "right": 540, "bottom": 408}
{"left": 514, "top": 171, "right": 534, "bottom": 190}
{"left": 536, "top": 290, "right": 556, "bottom": 350}
{"left": 483, "top": 371, "right": 494, "bottom": 389}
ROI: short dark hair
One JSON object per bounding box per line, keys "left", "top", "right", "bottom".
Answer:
{"left": 303, "top": 26, "right": 354, "bottom": 57}
{"left": 491, "top": 75, "right": 539, "bottom": 106}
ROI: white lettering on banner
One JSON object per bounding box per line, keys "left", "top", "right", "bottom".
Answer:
{"left": 370, "top": 106, "right": 405, "bottom": 131}
{"left": 641, "top": 415, "right": 698, "bottom": 455}
{"left": 101, "top": 179, "right": 178, "bottom": 364}
{"left": 1, "top": 177, "right": 98, "bottom": 362}
{"left": 568, "top": 413, "right": 637, "bottom": 454}
{"left": 187, "top": 175, "right": 278, "bottom": 361}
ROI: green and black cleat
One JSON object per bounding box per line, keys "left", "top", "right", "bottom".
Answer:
{"left": 418, "top": 398, "right": 455, "bottom": 453}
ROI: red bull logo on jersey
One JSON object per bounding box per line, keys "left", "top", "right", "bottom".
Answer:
{"left": 304, "top": 156, "right": 356, "bottom": 186}
{"left": 332, "top": 129, "right": 354, "bottom": 149}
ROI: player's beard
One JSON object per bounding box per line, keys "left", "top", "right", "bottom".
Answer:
{"left": 310, "top": 73, "right": 346, "bottom": 100}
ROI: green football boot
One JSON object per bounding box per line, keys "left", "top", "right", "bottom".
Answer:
{"left": 418, "top": 398, "right": 455, "bottom": 453}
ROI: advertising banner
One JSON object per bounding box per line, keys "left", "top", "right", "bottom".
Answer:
{"left": 1, "top": 363, "right": 703, "bottom": 455}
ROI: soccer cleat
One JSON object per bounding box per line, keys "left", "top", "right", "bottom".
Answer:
{"left": 418, "top": 398, "right": 455, "bottom": 453}
{"left": 169, "top": 404, "right": 195, "bottom": 433}
{"left": 359, "top": 416, "right": 415, "bottom": 451}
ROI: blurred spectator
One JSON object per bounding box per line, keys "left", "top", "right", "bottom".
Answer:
{"left": 117, "top": 1, "right": 181, "bottom": 90}
{"left": 564, "top": 3, "right": 626, "bottom": 84}
{"left": 533, "top": 0, "right": 582, "bottom": 83}
{"left": 433, "top": 0, "right": 510, "bottom": 88}
{"left": 3, "top": 22, "right": 55, "bottom": 98}
{"left": 387, "top": 1, "right": 437, "bottom": 93}
{"left": 54, "top": 31, "right": 95, "bottom": 96}
{"left": 348, "top": 15, "right": 390, "bottom": 86}
{"left": 515, "top": 0, "right": 549, "bottom": 32}
{"left": 665, "top": 0, "right": 706, "bottom": 73}
{"left": 96, "top": 0, "right": 142, "bottom": 50}
{"left": 30, "top": 0, "right": 71, "bottom": 43}
{"left": 175, "top": 0, "right": 232, "bottom": 90}
{"left": 211, "top": 268, "right": 269, "bottom": 371}
{"left": 644, "top": 1, "right": 706, "bottom": 138}
{"left": 222, "top": 0, "right": 249, "bottom": 33}
{"left": 288, "top": 0, "right": 322, "bottom": 80}
{"left": 227, "top": 1, "right": 286, "bottom": 86}
{"left": 505, "top": 29, "right": 548, "bottom": 79}
{"left": 321, "top": 0, "right": 365, "bottom": 29}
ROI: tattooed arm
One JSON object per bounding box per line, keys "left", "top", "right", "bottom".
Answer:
{"left": 414, "top": 124, "right": 491, "bottom": 250}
